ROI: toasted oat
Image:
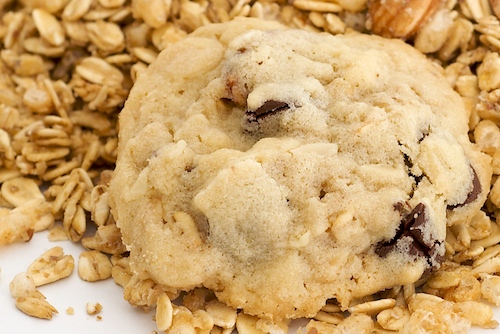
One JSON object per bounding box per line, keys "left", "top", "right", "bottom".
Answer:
{"left": 9, "top": 272, "right": 42, "bottom": 299}
{"left": 313, "top": 310, "right": 344, "bottom": 325}
{"left": 205, "top": 300, "right": 237, "bottom": 329}
{"left": 32, "top": 9, "right": 65, "bottom": 46}
{"left": 377, "top": 305, "right": 411, "bottom": 331}
{"left": 123, "top": 274, "right": 178, "bottom": 309}
{"left": 81, "top": 223, "right": 127, "bottom": 254}
{"left": 348, "top": 298, "right": 397, "bottom": 316}
{"left": 0, "top": 198, "right": 54, "bottom": 245}
{"left": 1, "top": 176, "right": 44, "bottom": 207}
{"left": 27, "top": 246, "right": 75, "bottom": 286}
{"left": 16, "top": 296, "right": 59, "bottom": 320}
{"left": 367, "top": 0, "right": 442, "bottom": 40}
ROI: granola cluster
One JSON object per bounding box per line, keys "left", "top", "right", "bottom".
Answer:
{"left": 2, "top": 0, "right": 500, "bottom": 333}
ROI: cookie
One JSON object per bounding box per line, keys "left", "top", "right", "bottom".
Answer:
{"left": 108, "top": 17, "right": 492, "bottom": 321}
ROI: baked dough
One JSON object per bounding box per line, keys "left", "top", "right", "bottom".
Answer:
{"left": 109, "top": 17, "right": 491, "bottom": 321}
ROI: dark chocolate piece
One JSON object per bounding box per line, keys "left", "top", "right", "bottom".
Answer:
{"left": 375, "top": 203, "right": 444, "bottom": 274}
{"left": 448, "top": 167, "right": 481, "bottom": 209}
{"left": 245, "top": 100, "right": 290, "bottom": 123}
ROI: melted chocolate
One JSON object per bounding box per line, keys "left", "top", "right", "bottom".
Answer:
{"left": 245, "top": 100, "right": 290, "bottom": 123}
{"left": 375, "top": 203, "right": 444, "bottom": 275}
{"left": 448, "top": 167, "right": 481, "bottom": 209}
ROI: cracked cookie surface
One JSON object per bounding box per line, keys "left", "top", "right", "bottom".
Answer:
{"left": 109, "top": 17, "right": 492, "bottom": 321}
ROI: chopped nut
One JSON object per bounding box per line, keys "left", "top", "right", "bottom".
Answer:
{"left": 15, "top": 296, "right": 58, "bottom": 320}
{"left": 377, "top": 305, "right": 411, "bottom": 331}
{"left": 9, "top": 272, "right": 58, "bottom": 320}
{"left": 48, "top": 224, "right": 69, "bottom": 241}
{"left": 205, "top": 300, "right": 237, "bottom": 329}
{"left": 27, "top": 246, "right": 75, "bottom": 286}
{"left": 236, "top": 313, "right": 266, "bottom": 334}
{"left": 348, "top": 298, "right": 396, "bottom": 316}
{"left": 491, "top": 0, "right": 500, "bottom": 19}
{"left": 9, "top": 272, "right": 41, "bottom": 299}
{"left": 156, "top": 293, "right": 173, "bottom": 331}
{"left": 78, "top": 250, "right": 112, "bottom": 282}
{"left": 480, "top": 273, "right": 500, "bottom": 305}
{"left": 367, "top": 0, "right": 442, "bottom": 40}
{"left": 0, "top": 199, "right": 54, "bottom": 245}
{"left": 82, "top": 223, "right": 126, "bottom": 254}
{"left": 477, "top": 51, "right": 500, "bottom": 91}
{"left": 86, "top": 302, "right": 103, "bottom": 315}
{"left": 169, "top": 306, "right": 214, "bottom": 334}
{"left": 313, "top": 310, "right": 344, "bottom": 325}
{"left": 89, "top": 184, "right": 110, "bottom": 226}
{"left": 414, "top": 8, "right": 456, "bottom": 54}
{"left": 123, "top": 274, "right": 178, "bottom": 309}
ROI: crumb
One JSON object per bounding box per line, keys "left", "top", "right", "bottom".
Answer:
{"left": 86, "top": 302, "right": 103, "bottom": 315}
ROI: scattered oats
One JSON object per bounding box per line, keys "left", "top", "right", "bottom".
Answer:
{"left": 66, "top": 307, "right": 74, "bottom": 315}
{"left": 32, "top": 9, "right": 65, "bottom": 46}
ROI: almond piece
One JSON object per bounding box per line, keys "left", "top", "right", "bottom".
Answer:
{"left": 490, "top": 0, "right": 500, "bottom": 19}
{"left": 368, "top": 0, "right": 443, "bottom": 39}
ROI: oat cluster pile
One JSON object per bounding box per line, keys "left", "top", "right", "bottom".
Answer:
{"left": 3, "top": 0, "right": 500, "bottom": 333}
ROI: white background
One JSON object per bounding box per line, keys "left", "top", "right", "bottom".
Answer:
{"left": 0, "top": 230, "right": 497, "bottom": 334}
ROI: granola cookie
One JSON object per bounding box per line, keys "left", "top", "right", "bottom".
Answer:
{"left": 109, "top": 17, "right": 492, "bottom": 321}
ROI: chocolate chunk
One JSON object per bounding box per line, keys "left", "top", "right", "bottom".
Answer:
{"left": 245, "top": 100, "right": 290, "bottom": 123}
{"left": 407, "top": 203, "right": 427, "bottom": 246}
{"left": 375, "top": 203, "right": 444, "bottom": 274}
{"left": 402, "top": 151, "right": 423, "bottom": 185}
{"left": 254, "top": 100, "right": 290, "bottom": 116}
{"left": 448, "top": 166, "right": 481, "bottom": 209}
{"left": 393, "top": 201, "right": 405, "bottom": 213}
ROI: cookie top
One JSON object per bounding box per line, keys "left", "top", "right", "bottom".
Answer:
{"left": 109, "top": 17, "right": 491, "bottom": 321}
